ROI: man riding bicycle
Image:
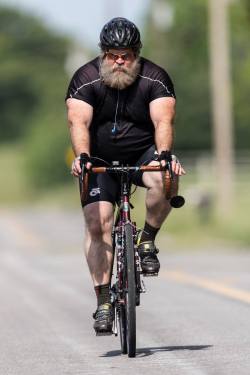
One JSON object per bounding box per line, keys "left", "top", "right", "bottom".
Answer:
{"left": 65, "top": 17, "right": 185, "bottom": 334}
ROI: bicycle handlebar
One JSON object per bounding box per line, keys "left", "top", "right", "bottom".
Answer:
{"left": 79, "top": 163, "right": 185, "bottom": 208}
{"left": 90, "top": 165, "right": 165, "bottom": 173}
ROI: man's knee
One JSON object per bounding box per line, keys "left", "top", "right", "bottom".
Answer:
{"left": 83, "top": 203, "right": 113, "bottom": 239}
{"left": 143, "top": 171, "right": 165, "bottom": 190}
{"left": 144, "top": 171, "right": 179, "bottom": 195}
{"left": 88, "top": 217, "right": 112, "bottom": 238}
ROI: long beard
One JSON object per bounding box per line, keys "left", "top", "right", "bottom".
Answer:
{"left": 100, "top": 57, "right": 141, "bottom": 90}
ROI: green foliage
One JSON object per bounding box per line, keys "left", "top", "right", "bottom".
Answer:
{"left": 0, "top": 6, "right": 65, "bottom": 142}
{"left": 230, "top": 1, "right": 250, "bottom": 149}
{"left": 143, "top": 0, "right": 210, "bottom": 151}
{"left": 24, "top": 110, "right": 70, "bottom": 188}
{"left": 143, "top": 0, "right": 250, "bottom": 151}
{"left": 0, "top": 5, "right": 72, "bottom": 187}
{"left": 0, "top": 69, "right": 39, "bottom": 140}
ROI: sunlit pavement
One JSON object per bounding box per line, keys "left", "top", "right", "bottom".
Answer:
{"left": 1, "top": 208, "right": 250, "bottom": 375}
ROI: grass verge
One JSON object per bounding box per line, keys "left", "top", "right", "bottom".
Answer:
{"left": 0, "top": 144, "right": 249, "bottom": 249}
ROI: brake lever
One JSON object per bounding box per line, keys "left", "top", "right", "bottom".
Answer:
{"left": 166, "top": 161, "right": 173, "bottom": 179}
{"left": 80, "top": 167, "right": 84, "bottom": 182}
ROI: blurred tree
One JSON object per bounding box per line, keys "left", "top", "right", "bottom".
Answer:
{"left": 242, "top": 0, "right": 250, "bottom": 22}
{"left": 0, "top": 5, "right": 69, "bottom": 141}
{"left": 0, "top": 5, "right": 72, "bottom": 187}
{"left": 24, "top": 109, "right": 69, "bottom": 188}
{"left": 143, "top": 0, "right": 210, "bottom": 151}
{"left": 230, "top": 1, "right": 250, "bottom": 149}
{"left": 143, "top": 0, "right": 250, "bottom": 151}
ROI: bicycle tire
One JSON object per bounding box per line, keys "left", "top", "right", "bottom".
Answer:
{"left": 124, "top": 223, "right": 136, "bottom": 357}
{"left": 118, "top": 305, "right": 127, "bottom": 354}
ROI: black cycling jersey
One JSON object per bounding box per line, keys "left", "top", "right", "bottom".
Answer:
{"left": 66, "top": 56, "right": 176, "bottom": 163}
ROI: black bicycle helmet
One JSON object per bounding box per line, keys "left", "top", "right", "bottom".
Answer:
{"left": 99, "top": 17, "right": 142, "bottom": 52}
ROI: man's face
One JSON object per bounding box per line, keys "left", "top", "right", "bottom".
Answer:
{"left": 104, "top": 49, "right": 136, "bottom": 69}
{"left": 100, "top": 48, "right": 141, "bottom": 90}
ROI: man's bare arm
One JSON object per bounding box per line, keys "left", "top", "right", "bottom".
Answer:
{"left": 149, "top": 97, "right": 176, "bottom": 154}
{"left": 66, "top": 98, "right": 93, "bottom": 175}
{"left": 150, "top": 97, "right": 185, "bottom": 175}
{"left": 66, "top": 98, "right": 93, "bottom": 156}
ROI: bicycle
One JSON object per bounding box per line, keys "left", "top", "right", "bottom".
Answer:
{"left": 79, "top": 156, "right": 185, "bottom": 358}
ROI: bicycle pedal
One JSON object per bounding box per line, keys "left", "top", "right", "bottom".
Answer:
{"left": 143, "top": 272, "right": 158, "bottom": 277}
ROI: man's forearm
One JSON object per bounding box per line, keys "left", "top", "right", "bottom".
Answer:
{"left": 155, "top": 120, "right": 174, "bottom": 154}
{"left": 69, "top": 122, "right": 90, "bottom": 157}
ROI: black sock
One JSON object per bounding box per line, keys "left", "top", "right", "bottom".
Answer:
{"left": 140, "top": 221, "right": 160, "bottom": 243}
{"left": 94, "top": 284, "right": 110, "bottom": 307}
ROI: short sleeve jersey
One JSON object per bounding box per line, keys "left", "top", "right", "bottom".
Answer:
{"left": 66, "top": 56, "right": 176, "bottom": 163}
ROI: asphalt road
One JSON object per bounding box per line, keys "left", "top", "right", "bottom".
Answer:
{"left": 1, "top": 208, "right": 250, "bottom": 375}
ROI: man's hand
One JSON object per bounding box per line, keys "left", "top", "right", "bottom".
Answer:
{"left": 158, "top": 151, "right": 186, "bottom": 176}
{"left": 71, "top": 153, "right": 92, "bottom": 177}
{"left": 171, "top": 154, "right": 186, "bottom": 176}
{"left": 158, "top": 150, "right": 172, "bottom": 168}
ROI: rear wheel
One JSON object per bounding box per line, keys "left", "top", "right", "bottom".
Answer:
{"left": 124, "top": 223, "right": 136, "bottom": 357}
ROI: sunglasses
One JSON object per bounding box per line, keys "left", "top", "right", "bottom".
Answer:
{"left": 105, "top": 52, "right": 134, "bottom": 61}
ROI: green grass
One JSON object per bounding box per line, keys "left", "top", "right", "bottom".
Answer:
{"left": 130, "top": 166, "right": 250, "bottom": 249}
{"left": 130, "top": 188, "right": 218, "bottom": 250}
{"left": 0, "top": 143, "right": 28, "bottom": 204}
{"left": 0, "top": 144, "right": 249, "bottom": 248}
{"left": 0, "top": 143, "right": 78, "bottom": 207}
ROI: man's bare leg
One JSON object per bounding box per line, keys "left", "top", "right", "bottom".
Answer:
{"left": 143, "top": 169, "right": 178, "bottom": 229}
{"left": 138, "top": 165, "right": 178, "bottom": 274}
{"left": 83, "top": 201, "right": 114, "bottom": 287}
{"left": 83, "top": 201, "right": 115, "bottom": 333}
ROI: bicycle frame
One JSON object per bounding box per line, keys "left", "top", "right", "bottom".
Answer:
{"left": 110, "top": 172, "right": 136, "bottom": 298}
{"left": 109, "top": 169, "right": 142, "bottom": 356}
{"left": 111, "top": 169, "right": 143, "bottom": 295}
{"left": 116, "top": 168, "right": 132, "bottom": 223}
{"left": 79, "top": 160, "right": 185, "bottom": 357}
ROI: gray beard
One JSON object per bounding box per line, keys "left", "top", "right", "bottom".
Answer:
{"left": 100, "top": 57, "right": 141, "bottom": 90}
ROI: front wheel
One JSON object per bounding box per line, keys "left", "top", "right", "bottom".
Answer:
{"left": 124, "top": 223, "right": 136, "bottom": 357}
{"left": 118, "top": 305, "right": 127, "bottom": 354}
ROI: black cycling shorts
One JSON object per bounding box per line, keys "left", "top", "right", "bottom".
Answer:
{"left": 81, "top": 145, "right": 157, "bottom": 207}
